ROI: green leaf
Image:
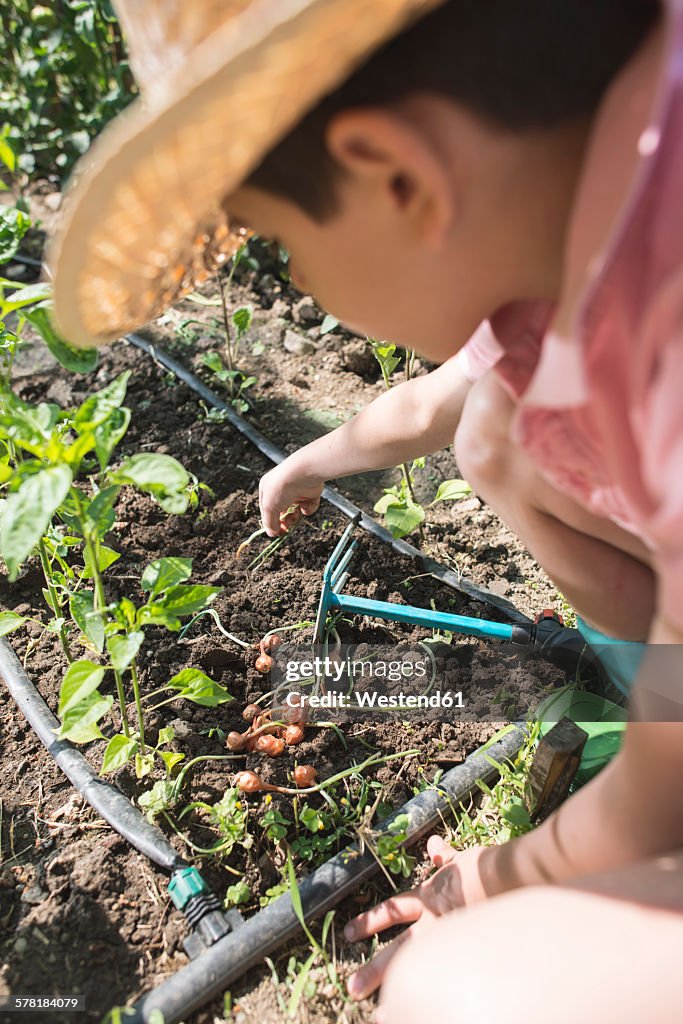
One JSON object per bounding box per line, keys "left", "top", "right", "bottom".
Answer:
{"left": 114, "top": 453, "right": 190, "bottom": 514}
{"left": 83, "top": 486, "right": 119, "bottom": 540}
{"left": 167, "top": 668, "right": 233, "bottom": 708}
{"left": 0, "top": 610, "right": 27, "bottom": 636}
{"left": 25, "top": 304, "right": 99, "bottom": 374}
{"left": 225, "top": 880, "right": 250, "bottom": 908}
{"left": 373, "top": 492, "right": 400, "bottom": 515}
{"left": 186, "top": 291, "right": 222, "bottom": 306}
{"left": 383, "top": 501, "right": 425, "bottom": 539}
{"left": 100, "top": 734, "right": 139, "bottom": 774}
{"left": 0, "top": 133, "right": 16, "bottom": 173}
{"left": 135, "top": 752, "right": 155, "bottom": 778}
{"left": 74, "top": 371, "right": 131, "bottom": 429}
{"left": 2, "top": 282, "right": 52, "bottom": 313}
{"left": 56, "top": 691, "right": 113, "bottom": 744}
{"left": 159, "top": 751, "right": 185, "bottom": 773}
{"left": 82, "top": 543, "right": 120, "bottom": 578}
{"left": 157, "top": 726, "right": 175, "bottom": 746}
{"left": 0, "top": 207, "right": 30, "bottom": 263}
{"left": 94, "top": 407, "right": 130, "bottom": 472}
{"left": 139, "top": 779, "right": 176, "bottom": 821}
{"left": 0, "top": 392, "right": 60, "bottom": 453}
{"left": 141, "top": 557, "right": 192, "bottom": 598}
{"left": 232, "top": 306, "right": 253, "bottom": 336}
{"left": 57, "top": 659, "right": 105, "bottom": 717}
{"left": 370, "top": 341, "right": 401, "bottom": 378}
{"left": 502, "top": 800, "right": 531, "bottom": 829}
{"left": 286, "top": 852, "right": 304, "bottom": 925}
{"left": 69, "top": 590, "right": 105, "bottom": 652}
{"left": 0, "top": 464, "right": 73, "bottom": 580}
{"left": 153, "top": 584, "right": 221, "bottom": 623}
{"left": 107, "top": 631, "right": 144, "bottom": 673}
{"left": 431, "top": 478, "right": 472, "bottom": 503}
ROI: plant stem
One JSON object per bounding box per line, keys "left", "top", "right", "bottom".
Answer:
{"left": 73, "top": 498, "right": 132, "bottom": 735}
{"left": 160, "top": 812, "right": 243, "bottom": 867}
{"left": 37, "top": 538, "right": 72, "bottom": 663}
{"left": 172, "top": 754, "right": 246, "bottom": 801}
{"left": 130, "top": 658, "right": 146, "bottom": 753}
{"left": 246, "top": 749, "right": 420, "bottom": 797}
{"left": 113, "top": 669, "right": 131, "bottom": 737}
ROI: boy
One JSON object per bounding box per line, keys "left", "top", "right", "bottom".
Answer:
{"left": 51, "top": 0, "right": 683, "bottom": 1019}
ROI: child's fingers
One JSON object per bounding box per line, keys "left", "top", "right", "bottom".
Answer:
{"left": 427, "top": 834, "right": 457, "bottom": 867}
{"left": 346, "top": 931, "right": 411, "bottom": 1001}
{"left": 299, "top": 497, "right": 320, "bottom": 515}
{"left": 344, "top": 892, "right": 424, "bottom": 942}
{"left": 258, "top": 484, "right": 283, "bottom": 536}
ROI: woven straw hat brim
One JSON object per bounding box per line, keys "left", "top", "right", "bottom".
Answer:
{"left": 49, "top": 0, "right": 444, "bottom": 349}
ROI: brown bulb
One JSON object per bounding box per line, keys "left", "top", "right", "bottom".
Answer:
{"left": 283, "top": 724, "right": 305, "bottom": 746}
{"left": 293, "top": 764, "right": 317, "bottom": 788}
{"left": 226, "top": 730, "right": 247, "bottom": 751}
{"left": 235, "top": 770, "right": 264, "bottom": 792}
{"left": 254, "top": 734, "right": 285, "bottom": 757}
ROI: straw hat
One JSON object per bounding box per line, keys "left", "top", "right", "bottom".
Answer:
{"left": 49, "top": 0, "right": 446, "bottom": 349}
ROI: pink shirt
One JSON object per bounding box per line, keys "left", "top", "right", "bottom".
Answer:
{"left": 456, "top": 1, "right": 683, "bottom": 632}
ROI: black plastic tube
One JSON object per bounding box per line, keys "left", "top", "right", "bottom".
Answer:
{"left": 128, "top": 723, "right": 526, "bottom": 1024}
{"left": 0, "top": 638, "right": 186, "bottom": 874}
{"left": 127, "top": 333, "right": 531, "bottom": 626}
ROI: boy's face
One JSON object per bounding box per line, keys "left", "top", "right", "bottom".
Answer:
{"left": 225, "top": 181, "right": 487, "bottom": 363}
{"left": 225, "top": 99, "right": 573, "bottom": 362}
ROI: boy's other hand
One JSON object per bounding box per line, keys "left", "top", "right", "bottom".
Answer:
{"left": 344, "top": 838, "right": 492, "bottom": 1000}
{"left": 259, "top": 458, "right": 325, "bottom": 536}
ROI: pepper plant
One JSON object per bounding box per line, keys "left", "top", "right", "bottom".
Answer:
{"left": 0, "top": 193, "right": 229, "bottom": 777}
{"left": 369, "top": 340, "right": 472, "bottom": 539}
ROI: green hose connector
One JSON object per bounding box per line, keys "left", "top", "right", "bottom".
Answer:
{"left": 168, "top": 866, "right": 209, "bottom": 910}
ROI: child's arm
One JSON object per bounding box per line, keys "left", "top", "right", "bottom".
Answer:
{"left": 259, "top": 353, "right": 473, "bottom": 535}
{"left": 344, "top": 626, "right": 683, "bottom": 999}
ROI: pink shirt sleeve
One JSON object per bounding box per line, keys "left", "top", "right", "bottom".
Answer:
{"left": 455, "top": 321, "right": 504, "bottom": 382}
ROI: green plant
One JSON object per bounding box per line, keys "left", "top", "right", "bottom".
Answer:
{"left": 284, "top": 851, "right": 341, "bottom": 1011}
{"left": 447, "top": 724, "right": 539, "bottom": 848}
{"left": 0, "top": 1, "right": 133, "bottom": 177}
{"left": 176, "top": 787, "right": 252, "bottom": 857}
{"left": 190, "top": 242, "right": 259, "bottom": 413}
{"left": 369, "top": 340, "right": 472, "bottom": 539}
{"left": 225, "top": 879, "right": 250, "bottom": 909}
{"left": 372, "top": 813, "right": 416, "bottom": 878}
{"left": 0, "top": 209, "right": 224, "bottom": 774}
{"left": 260, "top": 804, "right": 291, "bottom": 843}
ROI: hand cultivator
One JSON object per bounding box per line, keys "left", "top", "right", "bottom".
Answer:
{"left": 315, "top": 514, "right": 590, "bottom": 671}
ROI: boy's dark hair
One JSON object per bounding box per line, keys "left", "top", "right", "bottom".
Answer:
{"left": 246, "top": 0, "right": 659, "bottom": 219}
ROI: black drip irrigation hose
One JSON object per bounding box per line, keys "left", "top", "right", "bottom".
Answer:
{"left": 126, "top": 333, "right": 531, "bottom": 627}
{"left": 128, "top": 723, "right": 526, "bottom": 1024}
{"left": 0, "top": 638, "right": 186, "bottom": 874}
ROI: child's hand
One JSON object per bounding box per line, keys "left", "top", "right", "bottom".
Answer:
{"left": 344, "top": 837, "right": 493, "bottom": 1000}
{"left": 259, "top": 457, "right": 325, "bottom": 536}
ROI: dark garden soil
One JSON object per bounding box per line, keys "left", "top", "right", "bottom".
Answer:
{"left": 0, "top": 214, "right": 565, "bottom": 1023}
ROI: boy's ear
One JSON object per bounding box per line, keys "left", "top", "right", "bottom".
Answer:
{"left": 325, "top": 107, "right": 455, "bottom": 244}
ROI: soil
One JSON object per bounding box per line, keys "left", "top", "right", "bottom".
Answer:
{"left": 0, "top": 214, "right": 564, "bottom": 1024}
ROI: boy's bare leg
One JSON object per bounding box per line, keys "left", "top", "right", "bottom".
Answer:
{"left": 377, "top": 852, "right": 683, "bottom": 1024}
{"left": 454, "top": 371, "right": 655, "bottom": 640}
